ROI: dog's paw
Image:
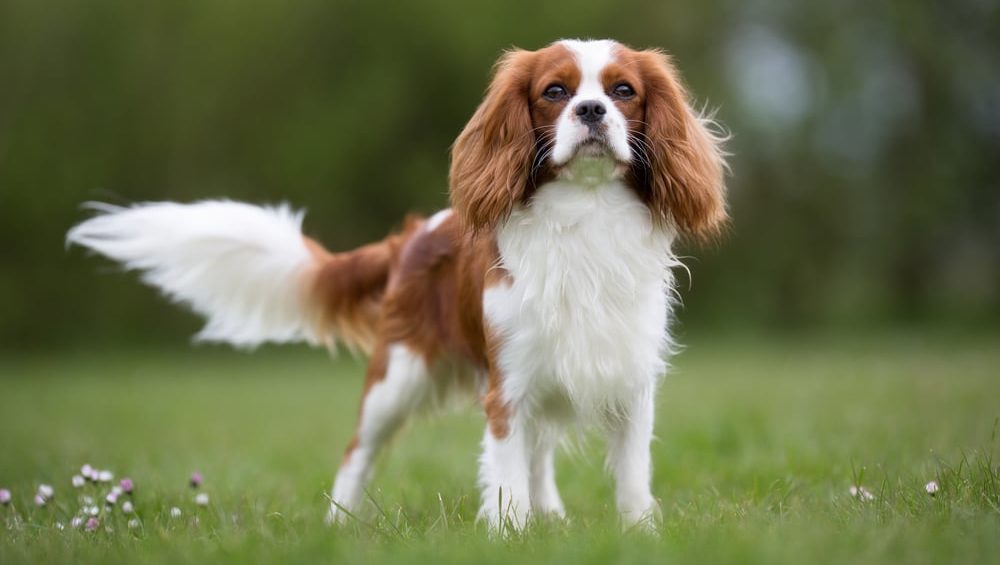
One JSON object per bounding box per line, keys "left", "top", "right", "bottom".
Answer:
{"left": 619, "top": 499, "right": 661, "bottom": 534}
{"left": 325, "top": 503, "right": 352, "bottom": 526}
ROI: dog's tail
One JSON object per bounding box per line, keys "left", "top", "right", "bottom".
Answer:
{"left": 67, "top": 200, "right": 415, "bottom": 354}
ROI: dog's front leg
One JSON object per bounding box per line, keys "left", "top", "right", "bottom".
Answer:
{"left": 477, "top": 416, "right": 533, "bottom": 533}
{"left": 606, "top": 385, "right": 660, "bottom": 530}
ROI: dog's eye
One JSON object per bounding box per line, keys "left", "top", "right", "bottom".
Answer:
{"left": 612, "top": 83, "right": 636, "bottom": 99}
{"left": 543, "top": 84, "right": 568, "bottom": 101}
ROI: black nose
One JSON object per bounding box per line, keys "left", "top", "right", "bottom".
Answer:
{"left": 575, "top": 100, "right": 606, "bottom": 124}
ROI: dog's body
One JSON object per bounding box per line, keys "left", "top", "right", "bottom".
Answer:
{"left": 69, "top": 39, "right": 727, "bottom": 531}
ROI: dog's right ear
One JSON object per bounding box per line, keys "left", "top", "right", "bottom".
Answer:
{"left": 449, "top": 49, "right": 537, "bottom": 234}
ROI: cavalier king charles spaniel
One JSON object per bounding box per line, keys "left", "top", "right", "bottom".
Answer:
{"left": 68, "top": 38, "right": 728, "bottom": 531}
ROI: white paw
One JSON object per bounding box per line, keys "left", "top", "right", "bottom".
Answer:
{"left": 619, "top": 498, "right": 661, "bottom": 533}
{"left": 533, "top": 500, "right": 566, "bottom": 520}
{"left": 325, "top": 502, "right": 353, "bottom": 526}
{"left": 478, "top": 500, "right": 532, "bottom": 535}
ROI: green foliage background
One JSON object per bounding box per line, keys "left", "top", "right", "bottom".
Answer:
{"left": 1, "top": 0, "right": 998, "bottom": 348}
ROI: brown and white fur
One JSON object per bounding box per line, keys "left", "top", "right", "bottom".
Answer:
{"left": 67, "top": 39, "right": 727, "bottom": 531}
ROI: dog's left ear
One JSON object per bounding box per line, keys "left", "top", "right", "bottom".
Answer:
{"left": 635, "top": 50, "right": 728, "bottom": 242}
{"left": 449, "top": 49, "right": 537, "bottom": 235}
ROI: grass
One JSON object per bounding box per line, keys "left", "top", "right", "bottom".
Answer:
{"left": 1, "top": 330, "right": 998, "bottom": 563}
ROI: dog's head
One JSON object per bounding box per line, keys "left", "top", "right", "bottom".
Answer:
{"left": 449, "top": 39, "right": 728, "bottom": 241}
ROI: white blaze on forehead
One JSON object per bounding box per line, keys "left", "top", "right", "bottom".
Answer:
{"left": 560, "top": 39, "right": 618, "bottom": 97}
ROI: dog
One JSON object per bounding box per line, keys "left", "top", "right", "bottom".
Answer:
{"left": 68, "top": 38, "right": 728, "bottom": 531}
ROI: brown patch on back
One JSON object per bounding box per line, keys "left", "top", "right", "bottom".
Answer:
{"left": 306, "top": 216, "right": 424, "bottom": 353}
{"left": 376, "top": 212, "right": 498, "bottom": 368}
{"left": 341, "top": 212, "right": 510, "bottom": 458}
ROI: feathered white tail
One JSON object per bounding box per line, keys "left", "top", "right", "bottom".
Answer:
{"left": 67, "top": 200, "right": 322, "bottom": 349}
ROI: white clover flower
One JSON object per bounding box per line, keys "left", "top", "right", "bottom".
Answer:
{"left": 0, "top": 488, "right": 11, "bottom": 505}
{"left": 194, "top": 493, "right": 210, "bottom": 507}
{"left": 71, "top": 475, "right": 86, "bottom": 488}
{"left": 34, "top": 494, "right": 47, "bottom": 507}
{"left": 97, "top": 470, "right": 113, "bottom": 483}
{"left": 925, "top": 480, "right": 939, "bottom": 496}
{"left": 81, "top": 495, "right": 94, "bottom": 506}
{"left": 849, "top": 485, "right": 875, "bottom": 501}
{"left": 55, "top": 522, "right": 65, "bottom": 531}
{"left": 170, "top": 507, "right": 182, "bottom": 518}
{"left": 71, "top": 516, "right": 84, "bottom": 529}
{"left": 128, "top": 518, "right": 140, "bottom": 530}
{"left": 37, "top": 484, "right": 54, "bottom": 500}
{"left": 81, "top": 464, "right": 94, "bottom": 477}
{"left": 121, "top": 500, "right": 134, "bottom": 514}
{"left": 86, "top": 504, "right": 100, "bottom": 516}
{"left": 111, "top": 485, "right": 123, "bottom": 497}
{"left": 105, "top": 492, "right": 118, "bottom": 506}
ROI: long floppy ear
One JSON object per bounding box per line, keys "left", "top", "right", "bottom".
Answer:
{"left": 449, "top": 49, "right": 536, "bottom": 234}
{"left": 636, "top": 50, "right": 728, "bottom": 241}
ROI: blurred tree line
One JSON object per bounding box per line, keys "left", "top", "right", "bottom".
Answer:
{"left": 1, "top": 0, "right": 997, "bottom": 349}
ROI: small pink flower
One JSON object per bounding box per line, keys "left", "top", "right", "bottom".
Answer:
{"left": 119, "top": 478, "right": 134, "bottom": 494}
{"left": 189, "top": 472, "right": 203, "bottom": 489}
{"left": 34, "top": 494, "right": 47, "bottom": 507}
{"left": 0, "top": 488, "right": 10, "bottom": 505}
{"left": 37, "top": 484, "right": 54, "bottom": 500}
{"left": 85, "top": 517, "right": 99, "bottom": 532}
{"left": 105, "top": 492, "right": 118, "bottom": 506}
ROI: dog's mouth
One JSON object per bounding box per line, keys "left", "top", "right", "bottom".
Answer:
{"left": 575, "top": 136, "right": 609, "bottom": 157}
{"left": 573, "top": 131, "right": 615, "bottom": 158}
{"left": 571, "top": 134, "right": 631, "bottom": 169}
{"left": 542, "top": 130, "right": 630, "bottom": 176}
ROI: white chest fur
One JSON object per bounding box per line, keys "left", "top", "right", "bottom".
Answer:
{"left": 484, "top": 169, "right": 678, "bottom": 420}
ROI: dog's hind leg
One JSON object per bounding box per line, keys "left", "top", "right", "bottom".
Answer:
{"left": 327, "top": 342, "right": 431, "bottom": 524}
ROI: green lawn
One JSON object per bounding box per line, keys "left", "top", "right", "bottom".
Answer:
{"left": 1, "top": 331, "right": 998, "bottom": 564}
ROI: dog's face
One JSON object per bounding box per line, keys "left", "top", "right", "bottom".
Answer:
{"left": 450, "top": 39, "right": 728, "bottom": 241}
{"left": 529, "top": 40, "right": 637, "bottom": 167}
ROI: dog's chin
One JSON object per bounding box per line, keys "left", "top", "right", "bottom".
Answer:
{"left": 575, "top": 138, "right": 610, "bottom": 157}
{"left": 553, "top": 139, "right": 629, "bottom": 182}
